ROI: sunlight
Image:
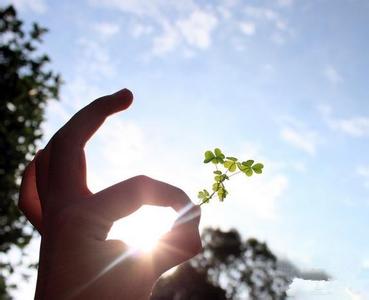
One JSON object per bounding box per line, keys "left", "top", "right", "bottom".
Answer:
{"left": 107, "top": 205, "right": 177, "bottom": 252}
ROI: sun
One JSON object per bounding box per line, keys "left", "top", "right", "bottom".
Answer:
{"left": 107, "top": 205, "right": 177, "bottom": 252}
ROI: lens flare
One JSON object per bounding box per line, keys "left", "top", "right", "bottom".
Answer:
{"left": 107, "top": 205, "right": 177, "bottom": 252}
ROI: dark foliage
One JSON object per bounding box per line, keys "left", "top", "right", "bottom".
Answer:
{"left": 151, "top": 264, "right": 227, "bottom": 300}
{"left": 152, "top": 228, "right": 289, "bottom": 300}
{"left": 0, "top": 5, "right": 60, "bottom": 297}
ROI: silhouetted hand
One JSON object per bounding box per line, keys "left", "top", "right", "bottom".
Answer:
{"left": 18, "top": 89, "right": 202, "bottom": 300}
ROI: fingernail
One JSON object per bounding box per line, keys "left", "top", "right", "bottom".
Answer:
{"left": 114, "top": 88, "right": 133, "bottom": 100}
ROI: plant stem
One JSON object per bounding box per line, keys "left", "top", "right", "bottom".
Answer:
{"left": 228, "top": 171, "right": 241, "bottom": 178}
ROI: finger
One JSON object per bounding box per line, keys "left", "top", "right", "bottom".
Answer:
{"left": 152, "top": 205, "right": 202, "bottom": 275}
{"left": 35, "top": 148, "right": 50, "bottom": 207}
{"left": 88, "top": 175, "right": 192, "bottom": 230}
{"left": 55, "top": 88, "right": 133, "bottom": 148}
{"left": 47, "top": 88, "right": 133, "bottom": 202}
{"left": 19, "top": 154, "right": 43, "bottom": 232}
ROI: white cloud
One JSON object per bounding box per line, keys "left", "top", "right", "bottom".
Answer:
{"left": 88, "top": 0, "right": 196, "bottom": 21}
{"left": 240, "top": 21, "right": 256, "bottom": 35}
{"left": 76, "top": 38, "right": 116, "bottom": 78}
{"left": 281, "top": 127, "right": 318, "bottom": 155}
{"left": 89, "top": 0, "right": 164, "bottom": 18}
{"left": 357, "top": 166, "right": 369, "bottom": 188}
{"left": 277, "top": 0, "right": 294, "bottom": 7}
{"left": 131, "top": 23, "right": 153, "bottom": 38}
{"left": 244, "top": 6, "right": 288, "bottom": 26}
{"left": 287, "top": 279, "right": 366, "bottom": 300}
{"left": 233, "top": 173, "right": 288, "bottom": 220}
{"left": 318, "top": 105, "right": 369, "bottom": 137}
{"left": 152, "top": 9, "right": 218, "bottom": 55}
{"left": 362, "top": 258, "right": 369, "bottom": 270}
{"left": 89, "top": 1, "right": 294, "bottom": 55}
{"left": 152, "top": 23, "right": 180, "bottom": 55}
{"left": 177, "top": 10, "right": 218, "bottom": 49}
{"left": 324, "top": 65, "right": 343, "bottom": 84}
{"left": 93, "top": 22, "right": 120, "bottom": 38}
{"left": 6, "top": 0, "right": 47, "bottom": 13}
{"left": 331, "top": 117, "right": 369, "bottom": 137}
{"left": 243, "top": 5, "right": 292, "bottom": 44}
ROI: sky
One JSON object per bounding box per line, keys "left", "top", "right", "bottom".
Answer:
{"left": 3, "top": 0, "right": 369, "bottom": 298}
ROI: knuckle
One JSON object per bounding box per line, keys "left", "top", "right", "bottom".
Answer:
{"left": 132, "top": 175, "right": 153, "bottom": 185}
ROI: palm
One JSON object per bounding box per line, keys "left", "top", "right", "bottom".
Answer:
{"left": 19, "top": 89, "right": 201, "bottom": 300}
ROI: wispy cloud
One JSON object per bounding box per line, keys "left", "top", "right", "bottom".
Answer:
{"left": 356, "top": 166, "right": 369, "bottom": 188}
{"left": 239, "top": 21, "right": 256, "bottom": 36}
{"left": 288, "top": 279, "right": 366, "bottom": 300}
{"left": 131, "top": 23, "right": 154, "bottom": 38}
{"left": 76, "top": 38, "right": 116, "bottom": 78}
{"left": 152, "top": 23, "right": 180, "bottom": 55}
{"left": 281, "top": 127, "right": 318, "bottom": 155}
{"left": 152, "top": 9, "right": 218, "bottom": 55}
{"left": 318, "top": 105, "right": 369, "bottom": 137}
{"left": 177, "top": 9, "right": 218, "bottom": 49}
{"left": 324, "top": 65, "right": 343, "bottom": 84}
{"left": 243, "top": 5, "right": 292, "bottom": 44}
{"left": 331, "top": 117, "right": 369, "bottom": 137}
{"left": 362, "top": 258, "right": 369, "bottom": 270}
{"left": 93, "top": 22, "right": 120, "bottom": 39}
{"left": 89, "top": 0, "right": 196, "bottom": 19}
{"left": 277, "top": 0, "right": 294, "bottom": 7}
{"left": 89, "top": 0, "right": 293, "bottom": 55}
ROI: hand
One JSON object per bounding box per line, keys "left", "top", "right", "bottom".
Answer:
{"left": 18, "top": 88, "right": 202, "bottom": 300}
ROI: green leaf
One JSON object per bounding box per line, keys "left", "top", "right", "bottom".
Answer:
{"left": 252, "top": 163, "right": 264, "bottom": 174}
{"left": 217, "top": 187, "right": 228, "bottom": 201}
{"left": 214, "top": 175, "right": 222, "bottom": 182}
{"left": 214, "top": 148, "right": 222, "bottom": 157}
{"left": 204, "top": 150, "right": 215, "bottom": 163}
{"left": 212, "top": 157, "right": 225, "bottom": 164}
{"left": 198, "top": 189, "right": 210, "bottom": 200}
{"left": 214, "top": 148, "right": 225, "bottom": 159}
{"left": 226, "top": 156, "right": 238, "bottom": 161}
{"left": 224, "top": 160, "right": 231, "bottom": 168}
{"left": 237, "top": 162, "right": 246, "bottom": 171}
{"left": 213, "top": 170, "right": 222, "bottom": 175}
{"left": 243, "top": 160, "right": 254, "bottom": 167}
{"left": 245, "top": 168, "right": 253, "bottom": 176}
{"left": 212, "top": 183, "right": 220, "bottom": 191}
{"left": 224, "top": 160, "right": 237, "bottom": 172}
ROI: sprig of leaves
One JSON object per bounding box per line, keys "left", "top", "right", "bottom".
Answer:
{"left": 198, "top": 148, "right": 264, "bottom": 205}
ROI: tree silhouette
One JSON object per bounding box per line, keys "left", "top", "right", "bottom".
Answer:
{"left": 151, "top": 263, "right": 227, "bottom": 300}
{"left": 152, "top": 228, "right": 289, "bottom": 300}
{"left": 0, "top": 5, "right": 60, "bottom": 298}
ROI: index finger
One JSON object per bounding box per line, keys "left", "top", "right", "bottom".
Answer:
{"left": 47, "top": 88, "right": 133, "bottom": 206}
{"left": 57, "top": 88, "right": 133, "bottom": 147}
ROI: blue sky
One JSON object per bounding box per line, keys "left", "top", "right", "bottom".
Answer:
{"left": 5, "top": 0, "right": 369, "bottom": 298}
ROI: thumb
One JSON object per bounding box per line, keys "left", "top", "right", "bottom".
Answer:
{"left": 151, "top": 204, "right": 202, "bottom": 275}
{"left": 19, "top": 152, "right": 43, "bottom": 233}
